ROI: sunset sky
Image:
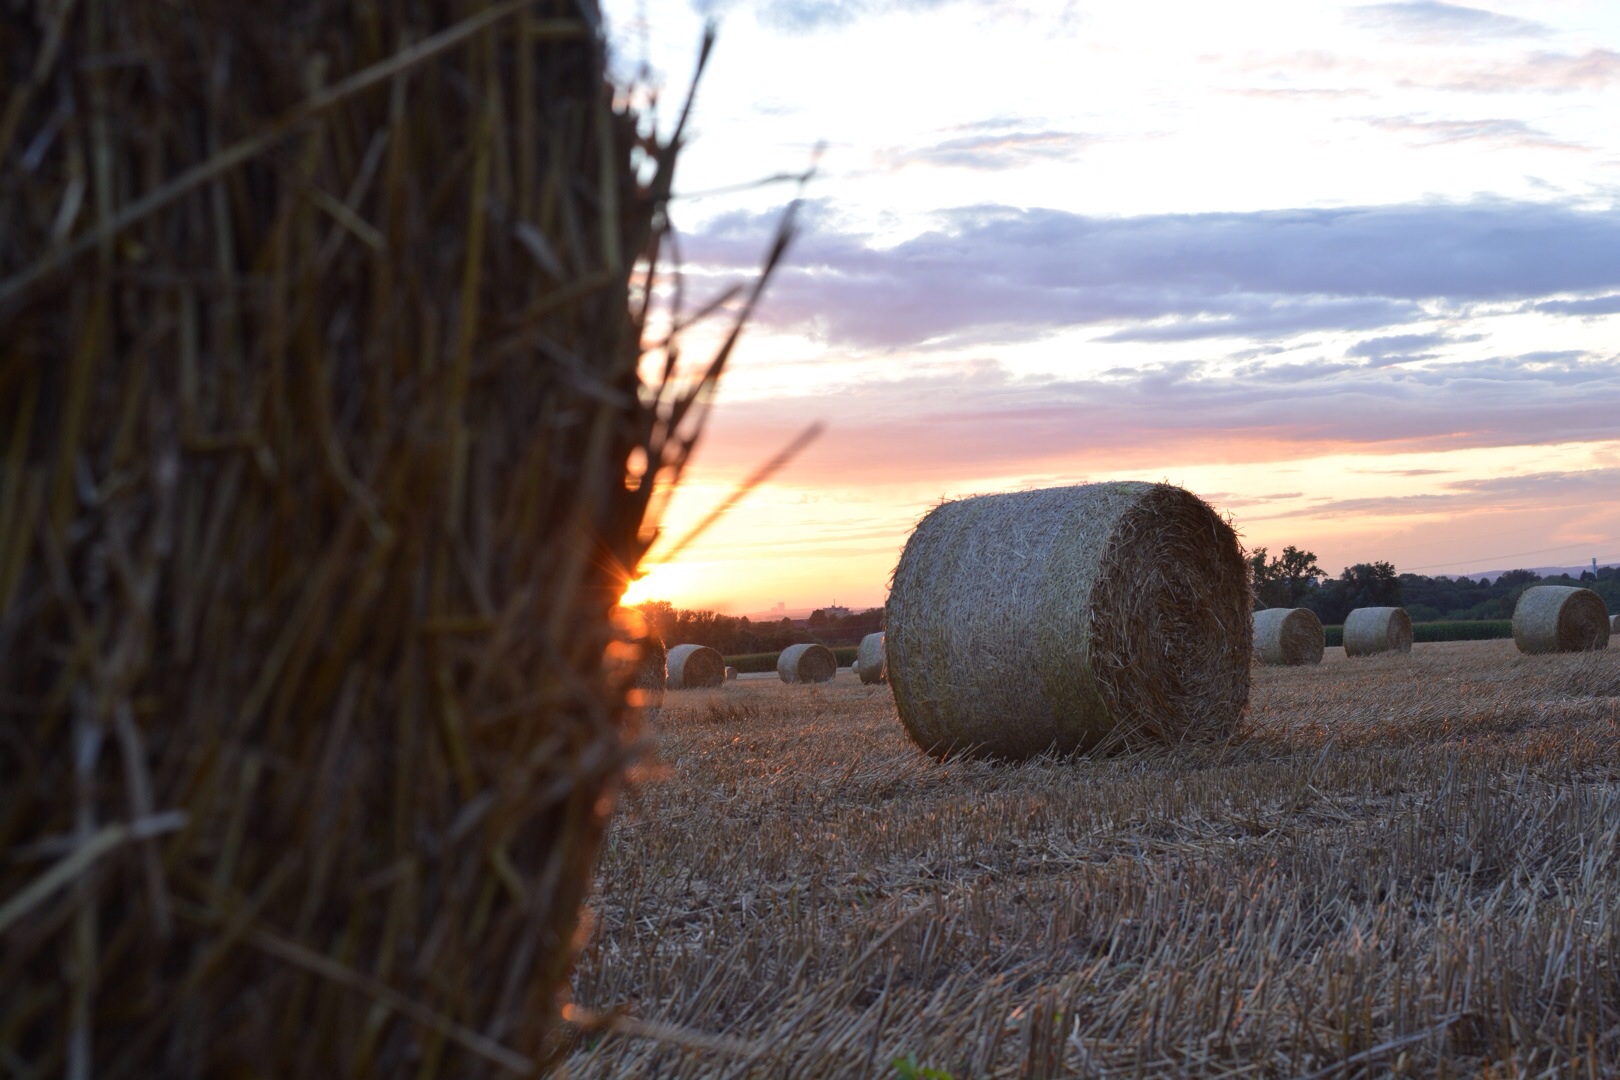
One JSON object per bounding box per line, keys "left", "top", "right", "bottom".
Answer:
{"left": 605, "top": 0, "right": 1620, "bottom": 615}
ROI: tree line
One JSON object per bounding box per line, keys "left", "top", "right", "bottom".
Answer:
{"left": 637, "top": 552, "right": 1619, "bottom": 653}
{"left": 635, "top": 600, "right": 882, "bottom": 656}
{"left": 1247, "top": 545, "right": 1620, "bottom": 625}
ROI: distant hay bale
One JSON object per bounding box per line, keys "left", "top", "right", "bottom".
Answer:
{"left": 1612, "top": 614, "right": 1620, "bottom": 636}
{"left": 1513, "top": 586, "right": 1611, "bottom": 654}
{"left": 857, "top": 632, "right": 888, "bottom": 684}
{"left": 1252, "top": 608, "right": 1324, "bottom": 666}
{"left": 886, "top": 482, "right": 1251, "bottom": 760}
{"left": 778, "top": 643, "right": 837, "bottom": 684}
{"left": 1343, "top": 606, "right": 1413, "bottom": 657}
{"left": 667, "top": 644, "right": 726, "bottom": 689}
{"left": 726, "top": 665, "right": 739, "bottom": 681}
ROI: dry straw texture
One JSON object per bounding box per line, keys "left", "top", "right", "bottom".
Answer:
{"left": 1343, "top": 606, "right": 1413, "bottom": 657}
{"left": 1253, "top": 607, "right": 1325, "bottom": 666}
{"left": 886, "top": 482, "right": 1251, "bottom": 759}
{"left": 0, "top": 3, "right": 783, "bottom": 1074}
{"left": 778, "top": 643, "right": 837, "bottom": 684}
{"left": 569, "top": 640, "right": 1620, "bottom": 1077}
{"left": 668, "top": 645, "right": 726, "bottom": 690}
{"left": 857, "top": 631, "right": 887, "bottom": 684}
{"left": 1513, "top": 586, "right": 1611, "bottom": 654}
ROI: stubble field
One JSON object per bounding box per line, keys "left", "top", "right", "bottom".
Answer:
{"left": 566, "top": 640, "right": 1620, "bottom": 1077}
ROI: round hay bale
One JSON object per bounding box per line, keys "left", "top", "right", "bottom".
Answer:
{"left": 1343, "top": 606, "right": 1413, "bottom": 657}
{"left": 725, "top": 665, "right": 739, "bottom": 681}
{"left": 666, "top": 644, "right": 726, "bottom": 689}
{"left": 778, "top": 643, "right": 837, "bottom": 684}
{"left": 1252, "top": 608, "right": 1324, "bottom": 666}
{"left": 1512, "top": 586, "right": 1611, "bottom": 654}
{"left": 886, "top": 481, "right": 1251, "bottom": 760}
{"left": 1612, "top": 613, "right": 1620, "bottom": 636}
{"left": 857, "top": 632, "right": 888, "bottom": 684}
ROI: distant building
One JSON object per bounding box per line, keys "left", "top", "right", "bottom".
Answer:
{"left": 824, "top": 604, "right": 851, "bottom": 620}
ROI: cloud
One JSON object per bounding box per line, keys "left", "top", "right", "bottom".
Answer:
{"left": 1534, "top": 293, "right": 1620, "bottom": 316}
{"left": 698, "top": 351, "right": 1620, "bottom": 484}
{"left": 1101, "top": 299, "right": 1418, "bottom": 343}
{"left": 1346, "top": 331, "right": 1455, "bottom": 358}
{"left": 879, "top": 129, "right": 1100, "bottom": 171}
{"left": 1421, "top": 49, "right": 1620, "bottom": 93}
{"left": 1235, "top": 46, "right": 1620, "bottom": 94}
{"left": 1358, "top": 115, "right": 1584, "bottom": 152}
{"left": 1347, "top": 2, "right": 1548, "bottom": 42}
{"left": 687, "top": 199, "right": 1620, "bottom": 350}
{"left": 726, "top": 0, "right": 961, "bottom": 32}
{"left": 1273, "top": 467, "right": 1620, "bottom": 521}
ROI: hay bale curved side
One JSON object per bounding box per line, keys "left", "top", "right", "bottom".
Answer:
{"left": 886, "top": 482, "right": 1251, "bottom": 760}
{"left": 667, "top": 644, "right": 726, "bottom": 689}
{"left": 1343, "top": 606, "right": 1413, "bottom": 657}
{"left": 1612, "top": 613, "right": 1620, "bottom": 636}
{"left": 857, "top": 632, "right": 888, "bottom": 684}
{"left": 1513, "top": 586, "right": 1611, "bottom": 654}
{"left": 1252, "top": 608, "right": 1325, "bottom": 666}
{"left": 725, "top": 665, "right": 739, "bottom": 681}
{"left": 778, "top": 643, "right": 837, "bottom": 684}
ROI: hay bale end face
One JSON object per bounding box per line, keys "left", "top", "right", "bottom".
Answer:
{"left": 778, "top": 643, "right": 837, "bottom": 684}
{"left": 1513, "top": 586, "right": 1611, "bottom": 654}
{"left": 886, "top": 482, "right": 1251, "bottom": 760}
{"left": 667, "top": 644, "right": 726, "bottom": 689}
{"left": 1252, "top": 608, "right": 1325, "bottom": 666}
{"left": 1343, "top": 606, "right": 1413, "bottom": 657}
{"left": 857, "top": 632, "right": 887, "bottom": 684}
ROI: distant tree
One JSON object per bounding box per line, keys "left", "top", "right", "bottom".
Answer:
{"left": 1497, "top": 568, "right": 1538, "bottom": 587}
{"left": 1339, "top": 562, "right": 1402, "bottom": 609}
{"left": 637, "top": 600, "right": 677, "bottom": 643}
{"left": 1248, "top": 544, "right": 1326, "bottom": 609}
{"left": 1299, "top": 561, "right": 1400, "bottom": 625}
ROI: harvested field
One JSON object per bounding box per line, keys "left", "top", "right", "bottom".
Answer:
{"left": 568, "top": 640, "right": 1620, "bottom": 1077}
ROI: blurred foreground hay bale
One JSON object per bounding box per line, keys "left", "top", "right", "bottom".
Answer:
{"left": 1343, "top": 606, "right": 1413, "bottom": 657}
{"left": 667, "top": 644, "right": 725, "bottom": 689}
{"left": 1253, "top": 607, "right": 1325, "bottom": 666}
{"left": 0, "top": 2, "right": 744, "bottom": 1074}
{"left": 856, "top": 631, "right": 887, "bottom": 684}
{"left": 1513, "top": 586, "right": 1610, "bottom": 654}
{"left": 777, "top": 642, "right": 835, "bottom": 684}
{"left": 886, "top": 482, "right": 1250, "bottom": 760}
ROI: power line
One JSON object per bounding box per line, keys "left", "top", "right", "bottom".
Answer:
{"left": 1403, "top": 537, "right": 1620, "bottom": 573}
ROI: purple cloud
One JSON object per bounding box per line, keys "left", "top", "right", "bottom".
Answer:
{"left": 1535, "top": 294, "right": 1620, "bottom": 316}
{"left": 1358, "top": 115, "right": 1584, "bottom": 152}
{"left": 697, "top": 351, "right": 1620, "bottom": 482}
{"left": 879, "top": 129, "right": 1101, "bottom": 171}
{"left": 1347, "top": 2, "right": 1548, "bottom": 41}
{"left": 688, "top": 199, "right": 1620, "bottom": 350}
